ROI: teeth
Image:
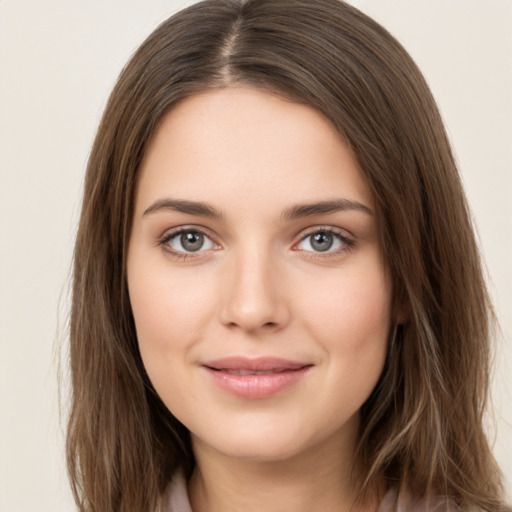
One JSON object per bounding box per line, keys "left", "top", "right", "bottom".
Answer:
{"left": 224, "top": 369, "right": 281, "bottom": 375}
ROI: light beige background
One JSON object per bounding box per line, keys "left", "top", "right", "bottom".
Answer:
{"left": 0, "top": 1, "right": 510, "bottom": 510}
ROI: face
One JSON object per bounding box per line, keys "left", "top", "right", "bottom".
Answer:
{"left": 127, "top": 87, "right": 393, "bottom": 463}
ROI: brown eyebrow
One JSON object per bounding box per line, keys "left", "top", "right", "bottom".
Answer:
{"left": 143, "top": 198, "right": 224, "bottom": 219}
{"left": 143, "top": 197, "right": 372, "bottom": 220}
{"left": 282, "top": 199, "right": 373, "bottom": 220}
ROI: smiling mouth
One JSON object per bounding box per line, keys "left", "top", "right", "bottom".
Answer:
{"left": 202, "top": 357, "right": 313, "bottom": 398}
{"left": 203, "top": 356, "right": 309, "bottom": 372}
{"left": 215, "top": 369, "right": 296, "bottom": 375}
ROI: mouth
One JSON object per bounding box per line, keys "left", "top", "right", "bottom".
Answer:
{"left": 214, "top": 369, "right": 297, "bottom": 375}
{"left": 201, "top": 357, "right": 313, "bottom": 399}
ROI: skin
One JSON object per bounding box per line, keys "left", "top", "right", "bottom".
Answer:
{"left": 127, "top": 87, "right": 393, "bottom": 512}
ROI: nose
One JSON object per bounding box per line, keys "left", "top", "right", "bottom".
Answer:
{"left": 219, "top": 246, "right": 290, "bottom": 334}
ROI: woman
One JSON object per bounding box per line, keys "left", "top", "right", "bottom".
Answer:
{"left": 67, "top": 0, "right": 508, "bottom": 510}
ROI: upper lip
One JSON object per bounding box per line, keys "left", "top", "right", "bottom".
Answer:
{"left": 202, "top": 357, "right": 311, "bottom": 372}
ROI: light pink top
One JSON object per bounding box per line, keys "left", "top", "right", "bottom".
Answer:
{"left": 162, "top": 472, "right": 450, "bottom": 512}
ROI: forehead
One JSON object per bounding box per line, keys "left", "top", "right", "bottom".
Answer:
{"left": 135, "top": 87, "right": 373, "bottom": 217}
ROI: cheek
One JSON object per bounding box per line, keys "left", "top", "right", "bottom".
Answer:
{"left": 127, "top": 262, "right": 219, "bottom": 417}
{"left": 298, "top": 260, "right": 392, "bottom": 376}
{"left": 127, "top": 257, "right": 216, "bottom": 366}
{"left": 298, "top": 264, "right": 392, "bottom": 425}
{"left": 304, "top": 263, "right": 390, "bottom": 334}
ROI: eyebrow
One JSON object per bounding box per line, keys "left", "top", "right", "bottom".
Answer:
{"left": 142, "top": 197, "right": 372, "bottom": 220}
{"left": 282, "top": 199, "right": 373, "bottom": 220}
{"left": 143, "top": 198, "right": 224, "bottom": 219}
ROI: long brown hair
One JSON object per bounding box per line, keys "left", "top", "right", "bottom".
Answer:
{"left": 67, "top": 1, "right": 507, "bottom": 510}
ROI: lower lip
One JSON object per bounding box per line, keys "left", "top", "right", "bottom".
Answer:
{"left": 203, "top": 366, "right": 312, "bottom": 399}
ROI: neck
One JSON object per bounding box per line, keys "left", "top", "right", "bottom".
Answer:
{"left": 188, "top": 425, "right": 381, "bottom": 512}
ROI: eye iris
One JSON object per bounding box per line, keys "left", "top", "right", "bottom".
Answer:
{"left": 180, "top": 231, "right": 204, "bottom": 252}
{"left": 311, "top": 232, "right": 333, "bottom": 252}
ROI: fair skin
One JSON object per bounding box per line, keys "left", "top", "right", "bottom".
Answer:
{"left": 127, "top": 87, "right": 392, "bottom": 512}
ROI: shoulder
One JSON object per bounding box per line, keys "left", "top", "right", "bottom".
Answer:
{"left": 159, "top": 476, "right": 455, "bottom": 512}
{"left": 379, "top": 487, "right": 453, "bottom": 512}
{"left": 159, "top": 470, "right": 193, "bottom": 512}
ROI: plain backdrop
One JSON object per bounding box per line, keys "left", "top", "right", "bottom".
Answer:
{"left": 0, "top": 1, "right": 511, "bottom": 510}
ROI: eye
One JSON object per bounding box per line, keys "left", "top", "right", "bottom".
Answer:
{"left": 161, "top": 228, "right": 216, "bottom": 254}
{"left": 296, "top": 229, "right": 353, "bottom": 254}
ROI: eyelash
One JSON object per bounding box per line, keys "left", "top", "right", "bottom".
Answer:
{"left": 157, "top": 226, "right": 219, "bottom": 261}
{"left": 295, "top": 227, "right": 355, "bottom": 259}
{"left": 157, "top": 226, "right": 355, "bottom": 261}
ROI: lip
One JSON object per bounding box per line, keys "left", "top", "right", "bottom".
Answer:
{"left": 201, "top": 357, "right": 313, "bottom": 399}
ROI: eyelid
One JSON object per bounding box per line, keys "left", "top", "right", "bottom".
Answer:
{"left": 156, "top": 224, "right": 354, "bottom": 260}
{"left": 158, "top": 225, "right": 221, "bottom": 258}
{"left": 293, "top": 225, "right": 355, "bottom": 256}
{"left": 297, "top": 224, "right": 353, "bottom": 239}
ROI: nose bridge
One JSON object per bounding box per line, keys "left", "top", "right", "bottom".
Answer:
{"left": 220, "top": 240, "right": 288, "bottom": 332}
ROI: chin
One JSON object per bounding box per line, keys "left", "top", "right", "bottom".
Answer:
{"left": 196, "top": 434, "right": 309, "bottom": 463}
{"left": 189, "top": 413, "right": 350, "bottom": 465}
